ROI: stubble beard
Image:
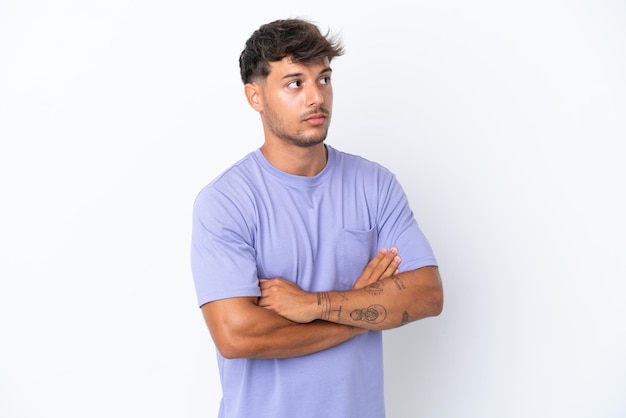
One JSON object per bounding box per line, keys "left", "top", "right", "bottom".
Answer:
{"left": 263, "top": 102, "right": 331, "bottom": 148}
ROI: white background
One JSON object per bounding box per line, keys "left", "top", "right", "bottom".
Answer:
{"left": 1, "top": 1, "right": 625, "bottom": 417}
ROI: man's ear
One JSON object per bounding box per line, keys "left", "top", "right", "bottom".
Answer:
{"left": 244, "top": 83, "right": 263, "bottom": 112}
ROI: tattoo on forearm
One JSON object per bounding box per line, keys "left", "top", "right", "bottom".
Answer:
{"left": 398, "top": 311, "right": 409, "bottom": 327}
{"left": 350, "top": 304, "right": 387, "bottom": 324}
{"left": 365, "top": 282, "right": 383, "bottom": 295}
{"left": 391, "top": 276, "right": 407, "bottom": 290}
{"left": 337, "top": 305, "right": 346, "bottom": 322}
{"left": 318, "top": 292, "right": 331, "bottom": 321}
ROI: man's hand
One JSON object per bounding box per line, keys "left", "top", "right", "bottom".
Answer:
{"left": 352, "top": 248, "right": 401, "bottom": 289}
{"left": 258, "top": 248, "right": 401, "bottom": 323}
{"left": 258, "top": 278, "right": 317, "bottom": 323}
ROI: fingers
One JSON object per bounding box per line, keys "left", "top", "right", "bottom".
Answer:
{"left": 381, "top": 250, "right": 401, "bottom": 278}
{"left": 368, "top": 248, "right": 400, "bottom": 281}
{"left": 259, "top": 278, "right": 288, "bottom": 290}
{"left": 361, "top": 248, "right": 391, "bottom": 277}
{"left": 259, "top": 278, "right": 303, "bottom": 300}
{"left": 353, "top": 248, "right": 401, "bottom": 289}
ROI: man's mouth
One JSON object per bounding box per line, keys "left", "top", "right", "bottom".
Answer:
{"left": 304, "top": 112, "right": 328, "bottom": 126}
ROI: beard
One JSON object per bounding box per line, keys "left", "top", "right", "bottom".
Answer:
{"left": 262, "top": 101, "right": 331, "bottom": 148}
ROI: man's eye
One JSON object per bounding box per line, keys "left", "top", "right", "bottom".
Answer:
{"left": 287, "top": 80, "right": 302, "bottom": 88}
{"left": 320, "top": 76, "right": 331, "bottom": 85}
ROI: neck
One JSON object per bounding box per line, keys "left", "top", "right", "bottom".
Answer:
{"left": 260, "top": 143, "right": 328, "bottom": 177}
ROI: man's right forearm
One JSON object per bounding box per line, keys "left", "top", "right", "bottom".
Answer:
{"left": 203, "top": 249, "right": 400, "bottom": 359}
{"left": 202, "top": 297, "right": 366, "bottom": 359}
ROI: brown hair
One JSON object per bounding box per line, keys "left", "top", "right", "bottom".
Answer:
{"left": 239, "top": 18, "right": 344, "bottom": 84}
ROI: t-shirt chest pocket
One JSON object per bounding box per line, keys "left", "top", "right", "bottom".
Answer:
{"left": 339, "top": 226, "right": 377, "bottom": 289}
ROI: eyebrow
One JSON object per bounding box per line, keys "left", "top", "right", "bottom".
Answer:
{"left": 281, "top": 66, "right": 333, "bottom": 81}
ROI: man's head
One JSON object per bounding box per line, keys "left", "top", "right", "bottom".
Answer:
{"left": 240, "top": 19, "right": 345, "bottom": 150}
{"left": 239, "top": 18, "right": 344, "bottom": 85}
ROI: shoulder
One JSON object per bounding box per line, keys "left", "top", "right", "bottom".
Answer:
{"left": 193, "top": 151, "right": 261, "bottom": 213}
{"left": 209, "top": 151, "right": 260, "bottom": 187}
{"left": 197, "top": 151, "right": 260, "bottom": 193}
{"left": 329, "top": 145, "right": 395, "bottom": 181}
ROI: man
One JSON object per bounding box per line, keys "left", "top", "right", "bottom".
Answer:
{"left": 191, "top": 18, "right": 443, "bottom": 418}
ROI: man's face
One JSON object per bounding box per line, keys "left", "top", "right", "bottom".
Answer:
{"left": 257, "top": 56, "right": 333, "bottom": 148}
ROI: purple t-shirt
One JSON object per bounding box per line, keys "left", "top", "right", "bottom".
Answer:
{"left": 191, "top": 145, "right": 437, "bottom": 417}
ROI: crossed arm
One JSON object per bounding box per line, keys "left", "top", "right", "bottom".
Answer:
{"left": 259, "top": 264, "right": 442, "bottom": 331}
{"left": 201, "top": 249, "right": 443, "bottom": 359}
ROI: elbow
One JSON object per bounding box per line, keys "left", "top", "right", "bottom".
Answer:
{"left": 207, "top": 319, "right": 253, "bottom": 359}
{"left": 213, "top": 336, "right": 238, "bottom": 359}
{"left": 212, "top": 330, "right": 251, "bottom": 359}
{"left": 429, "top": 286, "right": 444, "bottom": 317}
{"left": 414, "top": 284, "right": 443, "bottom": 320}
{"left": 402, "top": 287, "right": 443, "bottom": 326}
{"left": 216, "top": 346, "right": 243, "bottom": 360}
{"left": 202, "top": 298, "right": 259, "bottom": 359}
{"left": 424, "top": 267, "right": 444, "bottom": 317}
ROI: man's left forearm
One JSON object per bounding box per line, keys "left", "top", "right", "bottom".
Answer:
{"left": 314, "top": 266, "right": 443, "bottom": 330}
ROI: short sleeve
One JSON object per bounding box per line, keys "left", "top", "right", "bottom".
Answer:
{"left": 190, "top": 185, "right": 261, "bottom": 307}
{"left": 376, "top": 173, "right": 437, "bottom": 271}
